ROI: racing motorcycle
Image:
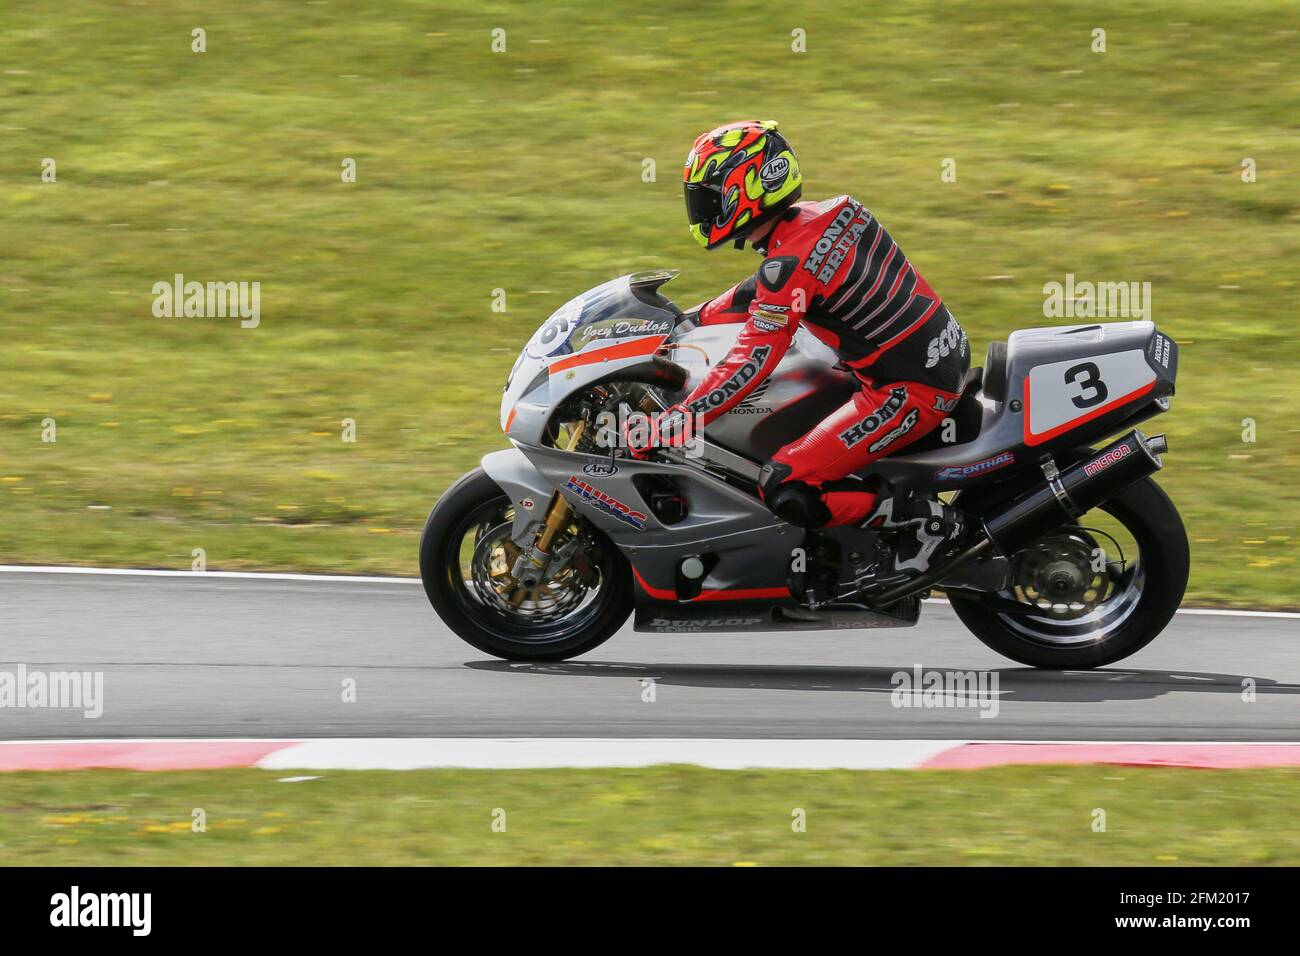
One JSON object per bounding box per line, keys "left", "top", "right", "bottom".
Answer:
{"left": 420, "top": 270, "right": 1187, "bottom": 668}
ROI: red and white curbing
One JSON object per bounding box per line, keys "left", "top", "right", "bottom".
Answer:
{"left": 1, "top": 738, "right": 1298, "bottom": 772}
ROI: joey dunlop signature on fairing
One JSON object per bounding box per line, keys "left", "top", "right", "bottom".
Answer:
{"left": 419, "top": 269, "right": 1187, "bottom": 667}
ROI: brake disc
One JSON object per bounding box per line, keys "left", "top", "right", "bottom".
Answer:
{"left": 1012, "top": 530, "right": 1112, "bottom": 616}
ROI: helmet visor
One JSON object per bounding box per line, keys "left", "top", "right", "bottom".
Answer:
{"left": 684, "top": 181, "right": 723, "bottom": 227}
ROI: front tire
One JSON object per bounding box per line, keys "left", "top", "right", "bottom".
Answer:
{"left": 949, "top": 474, "right": 1189, "bottom": 669}
{"left": 419, "top": 468, "right": 633, "bottom": 661}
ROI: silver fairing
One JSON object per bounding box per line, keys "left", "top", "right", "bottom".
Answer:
{"left": 484, "top": 266, "right": 1177, "bottom": 624}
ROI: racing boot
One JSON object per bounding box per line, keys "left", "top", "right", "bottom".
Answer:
{"left": 862, "top": 496, "right": 968, "bottom": 576}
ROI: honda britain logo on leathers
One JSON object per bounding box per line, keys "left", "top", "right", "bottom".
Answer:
{"left": 837, "top": 386, "right": 908, "bottom": 448}
{"left": 803, "top": 201, "right": 871, "bottom": 284}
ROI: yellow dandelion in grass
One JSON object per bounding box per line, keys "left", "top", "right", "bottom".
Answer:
{"left": 171, "top": 487, "right": 194, "bottom": 497}
{"left": 1155, "top": 854, "right": 1179, "bottom": 861}
{"left": 368, "top": 527, "right": 394, "bottom": 534}
{"left": 41, "top": 814, "right": 86, "bottom": 826}
{"left": 253, "top": 827, "right": 282, "bottom": 835}
{"left": 1, "top": 476, "right": 23, "bottom": 483}
{"left": 171, "top": 424, "right": 201, "bottom": 435}
{"left": 99, "top": 421, "right": 121, "bottom": 428}
{"left": 57, "top": 839, "right": 79, "bottom": 846}
{"left": 732, "top": 861, "right": 760, "bottom": 867}
{"left": 89, "top": 393, "right": 113, "bottom": 402}
{"left": 275, "top": 504, "right": 298, "bottom": 510}
{"left": 264, "top": 811, "right": 288, "bottom": 818}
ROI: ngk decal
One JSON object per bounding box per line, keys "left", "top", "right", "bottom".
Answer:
{"left": 1083, "top": 443, "right": 1132, "bottom": 477}
{"left": 564, "top": 476, "right": 648, "bottom": 529}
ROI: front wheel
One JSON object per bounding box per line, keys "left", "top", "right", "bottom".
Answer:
{"left": 419, "top": 468, "right": 633, "bottom": 661}
{"left": 949, "top": 474, "right": 1189, "bottom": 669}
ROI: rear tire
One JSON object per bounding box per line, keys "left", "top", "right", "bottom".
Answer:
{"left": 419, "top": 468, "right": 633, "bottom": 661}
{"left": 949, "top": 474, "right": 1188, "bottom": 669}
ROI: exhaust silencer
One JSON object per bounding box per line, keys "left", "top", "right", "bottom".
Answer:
{"left": 983, "top": 429, "right": 1165, "bottom": 554}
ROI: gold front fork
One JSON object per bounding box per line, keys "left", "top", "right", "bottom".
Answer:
{"left": 512, "top": 420, "right": 586, "bottom": 605}
{"left": 534, "top": 419, "right": 585, "bottom": 553}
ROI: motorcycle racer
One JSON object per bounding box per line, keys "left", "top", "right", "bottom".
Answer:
{"left": 627, "top": 120, "right": 972, "bottom": 573}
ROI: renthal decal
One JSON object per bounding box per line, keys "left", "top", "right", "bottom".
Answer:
{"left": 867, "top": 407, "right": 920, "bottom": 453}
{"left": 924, "top": 314, "right": 967, "bottom": 368}
{"left": 688, "top": 345, "right": 772, "bottom": 413}
{"left": 1083, "top": 442, "right": 1133, "bottom": 477}
{"left": 837, "top": 386, "right": 908, "bottom": 448}
{"left": 933, "top": 394, "right": 959, "bottom": 413}
{"left": 564, "top": 476, "right": 648, "bottom": 529}
{"left": 934, "top": 451, "right": 1015, "bottom": 482}
{"left": 803, "top": 201, "right": 862, "bottom": 279}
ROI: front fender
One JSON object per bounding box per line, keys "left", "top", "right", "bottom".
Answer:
{"left": 481, "top": 447, "right": 556, "bottom": 545}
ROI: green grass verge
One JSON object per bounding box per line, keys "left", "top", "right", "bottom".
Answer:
{"left": 2, "top": 766, "right": 1298, "bottom": 865}
{"left": 1, "top": 1, "right": 1297, "bottom": 602}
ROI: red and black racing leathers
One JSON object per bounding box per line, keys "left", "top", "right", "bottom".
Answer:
{"left": 674, "top": 196, "right": 970, "bottom": 527}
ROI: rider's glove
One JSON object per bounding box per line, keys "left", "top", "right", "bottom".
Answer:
{"left": 623, "top": 403, "right": 692, "bottom": 460}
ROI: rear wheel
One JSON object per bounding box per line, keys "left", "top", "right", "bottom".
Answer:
{"left": 419, "top": 468, "right": 633, "bottom": 661}
{"left": 949, "top": 469, "right": 1188, "bottom": 669}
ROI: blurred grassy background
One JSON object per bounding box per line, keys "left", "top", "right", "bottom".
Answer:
{"left": 1, "top": 1, "right": 1297, "bottom": 603}
{"left": 5, "top": 765, "right": 1299, "bottom": 865}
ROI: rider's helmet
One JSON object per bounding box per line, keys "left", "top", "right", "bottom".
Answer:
{"left": 684, "top": 120, "right": 802, "bottom": 249}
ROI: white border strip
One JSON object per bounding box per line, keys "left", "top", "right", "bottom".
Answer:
{"left": 257, "top": 738, "right": 960, "bottom": 771}
{"left": 0, "top": 565, "right": 417, "bottom": 585}
{"left": 2, "top": 565, "right": 1298, "bottom": 619}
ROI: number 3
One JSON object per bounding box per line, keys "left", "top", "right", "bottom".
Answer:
{"left": 1064, "top": 362, "right": 1109, "bottom": 408}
